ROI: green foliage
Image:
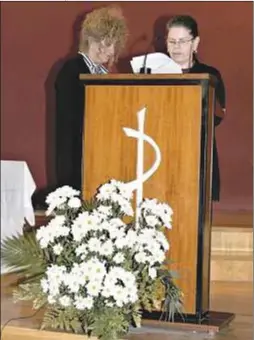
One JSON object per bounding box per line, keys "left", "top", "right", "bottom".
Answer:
{"left": 1, "top": 230, "right": 46, "bottom": 282}
{"left": 131, "top": 303, "right": 142, "bottom": 327}
{"left": 137, "top": 269, "right": 160, "bottom": 312}
{"left": 13, "top": 282, "right": 47, "bottom": 310}
{"left": 41, "top": 306, "right": 83, "bottom": 334}
{"left": 161, "top": 278, "right": 184, "bottom": 322}
{"left": 41, "top": 305, "right": 130, "bottom": 340}
{"left": 82, "top": 198, "right": 98, "bottom": 212}
{"left": 91, "top": 307, "right": 129, "bottom": 340}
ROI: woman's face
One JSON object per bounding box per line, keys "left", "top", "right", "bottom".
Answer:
{"left": 166, "top": 25, "right": 200, "bottom": 67}
{"left": 89, "top": 39, "right": 115, "bottom": 64}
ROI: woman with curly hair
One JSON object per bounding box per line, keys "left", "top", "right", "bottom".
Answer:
{"left": 55, "top": 6, "right": 128, "bottom": 190}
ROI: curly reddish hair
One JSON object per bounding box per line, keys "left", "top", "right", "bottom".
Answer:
{"left": 79, "top": 6, "right": 128, "bottom": 64}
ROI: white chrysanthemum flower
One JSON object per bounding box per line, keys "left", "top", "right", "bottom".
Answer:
{"left": 101, "top": 286, "right": 114, "bottom": 298}
{"left": 113, "top": 253, "right": 125, "bottom": 264}
{"left": 114, "top": 236, "right": 129, "bottom": 249}
{"left": 40, "top": 278, "right": 49, "bottom": 293}
{"left": 71, "top": 225, "right": 87, "bottom": 242}
{"left": 99, "top": 240, "right": 114, "bottom": 256}
{"left": 46, "top": 186, "right": 80, "bottom": 205}
{"left": 109, "top": 218, "right": 126, "bottom": 229}
{"left": 117, "top": 183, "right": 133, "bottom": 201}
{"left": 71, "top": 212, "right": 102, "bottom": 241}
{"left": 96, "top": 183, "right": 116, "bottom": 201}
{"left": 59, "top": 295, "right": 71, "bottom": 307}
{"left": 74, "top": 295, "right": 94, "bottom": 310}
{"left": 87, "top": 238, "right": 101, "bottom": 252}
{"left": 36, "top": 226, "right": 50, "bottom": 248}
{"left": 64, "top": 273, "right": 81, "bottom": 293}
{"left": 109, "top": 228, "right": 126, "bottom": 242}
{"left": 101, "top": 267, "right": 138, "bottom": 307}
{"left": 46, "top": 196, "right": 66, "bottom": 216}
{"left": 48, "top": 295, "right": 57, "bottom": 304}
{"left": 148, "top": 241, "right": 161, "bottom": 255}
{"left": 106, "top": 192, "right": 134, "bottom": 216}
{"left": 113, "top": 288, "right": 127, "bottom": 307}
{"left": 145, "top": 214, "right": 159, "bottom": 227}
{"left": 45, "top": 186, "right": 80, "bottom": 215}
{"left": 53, "top": 244, "right": 63, "bottom": 255}
{"left": 75, "top": 244, "right": 88, "bottom": 257}
{"left": 80, "top": 258, "right": 107, "bottom": 280}
{"left": 137, "top": 228, "right": 155, "bottom": 244}
{"left": 155, "top": 230, "right": 170, "bottom": 251}
{"left": 45, "top": 265, "right": 66, "bottom": 293}
{"left": 36, "top": 216, "right": 69, "bottom": 247}
{"left": 141, "top": 199, "right": 173, "bottom": 229}
{"left": 135, "top": 251, "right": 147, "bottom": 264}
{"left": 96, "top": 205, "right": 112, "bottom": 216}
{"left": 121, "top": 271, "right": 136, "bottom": 288}
{"left": 86, "top": 281, "right": 102, "bottom": 297}
{"left": 150, "top": 250, "right": 166, "bottom": 264}
{"left": 68, "top": 197, "right": 81, "bottom": 209}
{"left": 106, "top": 301, "right": 114, "bottom": 308}
{"left": 49, "top": 287, "right": 59, "bottom": 297}
{"left": 125, "top": 230, "right": 138, "bottom": 247}
{"left": 148, "top": 267, "right": 157, "bottom": 279}
{"left": 141, "top": 198, "right": 158, "bottom": 212}
{"left": 119, "top": 200, "right": 134, "bottom": 216}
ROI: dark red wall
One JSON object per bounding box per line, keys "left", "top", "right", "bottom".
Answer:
{"left": 1, "top": 2, "right": 253, "bottom": 212}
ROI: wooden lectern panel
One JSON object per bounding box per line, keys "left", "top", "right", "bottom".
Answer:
{"left": 82, "top": 84, "right": 203, "bottom": 314}
{"left": 200, "top": 86, "right": 215, "bottom": 312}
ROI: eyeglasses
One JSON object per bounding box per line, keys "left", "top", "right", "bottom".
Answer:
{"left": 167, "top": 38, "right": 194, "bottom": 47}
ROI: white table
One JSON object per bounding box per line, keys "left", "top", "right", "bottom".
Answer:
{"left": 1, "top": 160, "right": 36, "bottom": 273}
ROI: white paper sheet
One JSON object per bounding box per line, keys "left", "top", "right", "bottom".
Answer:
{"left": 130, "top": 52, "right": 182, "bottom": 74}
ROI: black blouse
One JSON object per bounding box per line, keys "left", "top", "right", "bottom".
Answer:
{"left": 183, "top": 60, "right": 226, "bottom": 201}
{"left": 55, "top": 54, "right": 91, "bottom": 190}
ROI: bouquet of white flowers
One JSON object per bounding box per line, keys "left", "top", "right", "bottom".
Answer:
{"left": 2, "top": 179, "right": 183, "bottom": 340}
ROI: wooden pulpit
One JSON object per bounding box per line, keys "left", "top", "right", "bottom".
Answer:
{"left": 79, "top": 74, "right": 215, "bottom": 321}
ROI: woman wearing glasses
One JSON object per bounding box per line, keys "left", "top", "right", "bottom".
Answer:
{"left": 166, "top": 15, "right": 226, "bottom": 202}
{"left": 55, "top": 6, "right": 128, "bottom": 190}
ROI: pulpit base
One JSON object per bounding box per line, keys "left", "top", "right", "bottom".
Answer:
{"left": 141, "top": 310, "right": 235, "bottom": 333}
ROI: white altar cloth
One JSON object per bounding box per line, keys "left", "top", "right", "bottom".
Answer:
{"left": 1, "top": 160, "right": 36, "bottom": 273}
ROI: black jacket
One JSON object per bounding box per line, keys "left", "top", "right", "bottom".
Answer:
{"left": 187, "top": 61, "right": 226, "bottom": 201}
{"left": 55, "top": 54, "right": 90, "bottom": 190}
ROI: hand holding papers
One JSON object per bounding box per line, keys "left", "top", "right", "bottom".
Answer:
{"left": 130, "top": 52, "right": 182, "bottom": 74}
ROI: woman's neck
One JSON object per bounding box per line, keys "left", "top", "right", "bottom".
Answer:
{"left": 180, "top": 59, "right": 194, "bottom": 70}
{"left": 86, "top": 50, "right": 100, "bottom": 65}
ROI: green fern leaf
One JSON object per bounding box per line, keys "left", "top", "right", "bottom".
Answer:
{"left": 82, "top": 198, "right": 98, "bottom": 212}
{"left": 41, "top": 306, "right": 85, "bottom": 334}
{"left": 131, "top": 304, "right": 142, "bottom": 328}
{"left": 41, "top": 306, "right": 60, "bottom": 330}
{"left": 92, "top": 308, "right": 129, "bottom": 340}
{"left": 1, "top": 230, "right": 46, "bottom": 278}
{"left": 13, "top": 282, "right": 47, "bottom": 310}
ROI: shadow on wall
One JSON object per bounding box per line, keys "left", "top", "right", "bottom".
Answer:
{"left": 32, "top": 10, "right": 91, "bottom": 209}
{"left": 116, "top": 14, "right": 171, "bottom": 73}
{"left": 152, "top": 15, "right": 172, "bottom": 54}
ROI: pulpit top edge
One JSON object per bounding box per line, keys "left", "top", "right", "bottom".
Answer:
{"left": 79, "top": 73, "right": 216, "bottom": 87}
